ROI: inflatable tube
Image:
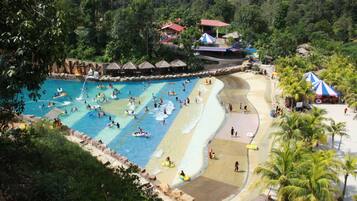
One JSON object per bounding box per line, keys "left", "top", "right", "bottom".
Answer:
{"left": 315, "top": 98, "right": 322, "bottom": 104}
{"left": 179, "top": 175, "right": 190, "bottom": 181}
{"left": 132, "top": 131, "right": 150, "bottom": 138}
{"left": 111, "top": 94, "right": 117, "bottom": 99}
{"left": 57, "top": 88, "right": 63, "bottom": 93}
{"left": 53, "top": 92, "right": 67, "bottom": 99}
{"left": 161, "top": 161, "right": 175, "bottom": 168}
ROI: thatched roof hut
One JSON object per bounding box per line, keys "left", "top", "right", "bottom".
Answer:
{"left": 155, "top": 60, "right": 171, "bottom": 68}
{"left": 122, "top": 62, "right": 137, "bottom": 70}
{"left": 170, "top": 59, "right": 187, "bottom": 67}
{"left": 138, "top": 61, "right": 155, "bottom": 69}
{"left": 105, "top": 62, "right": 121, "bottom": 70}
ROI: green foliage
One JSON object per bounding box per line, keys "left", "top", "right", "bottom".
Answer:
{"left": 319, "top": 55, "right": 357, "bottom": 108}
{"left": 233, "top": 4, "right": 268, "bottom": 42}
{"left": 177, "top": 27, "right": 203, "bottom": 71}
{"left": 255, "top": 109, "right": 348, "bottom": 200}
{"left": 0, "top": 0, "right": 66, "bottom": 132}
{"left": 341, "top": 154, "right": 357, "bottom": 200}
{"left": 0, "top": 121, "right": 161, "bottom": 201}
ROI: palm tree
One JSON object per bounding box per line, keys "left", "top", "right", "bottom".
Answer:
{"left": 341, "top": 153, "right": 357, "bottom": 200}
{"left": 337, "top": 126, "right": 348, "bottom": 150}
{"left": 300, "top": 113, "right": 328, "bottom": 147}
{"left": 327, "top": 119, "right": 347, "bottom": 149}
{"left": 272, "top": 112, "right": 304, "bottom": 142}
{"left": 280, "top": 151, "right": 340, "bottom": 201}
{"left": 254, "top": 142, "right": 305, "bottom": 200}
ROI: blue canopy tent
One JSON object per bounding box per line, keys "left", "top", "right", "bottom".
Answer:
{"left": 313, "top": 80, "right": 339, "bottom": 97}
{"left": 304, "top": 72, "right": 320, "bottom": 85}
{"left": 199, "top": 33, "right": 216, "bottom": 45}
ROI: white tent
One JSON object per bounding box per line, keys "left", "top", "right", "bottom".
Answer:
{"left": 199, "top": 33, "right": 216, "bottom": 44}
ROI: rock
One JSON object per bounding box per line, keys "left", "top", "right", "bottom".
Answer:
{"left": 171, "top": 189, "right": 183, "bottom": 199}
{"left": 148, "top": 175, "right": 156, "bottom": 181}
{"left": 159, "top": 183, "right": 171, "bottom": 195}
{"left": 179, "top": 193, "right": 195, "bottom": 201}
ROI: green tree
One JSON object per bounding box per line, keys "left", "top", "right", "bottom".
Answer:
{"left": 206, "top": 0, "right": 235, "bottom": 22}
{"left": 341, "top": 154, "right": 357, "bottom": 200}
{"left": 0, "top": 120, "right": 161, "bottom": 200}
{"left": 177, "top": 27, "right": 203, "bottom": 71}
{"left": 110, "top": 0, "right": 158, "bottom": 62}
{"left": 233, "top": 4, "right": 268, "bottom": 42}
{"left": 333, "top": 15, "right": 354, "bottom": 42}
{"left": 255, "top": 142, "right": 305, "bottom": 200}
{"left": 280, "top": 151, "right": 340, "bottom": 201}
{"left": 327, "top": 120, "right": 347, "bottom": 149}
{"left": 272, "top": 112, "right": 304, "bottom": 142}
{"left": 0, "top": 0, "right": 65, "bottom": 132}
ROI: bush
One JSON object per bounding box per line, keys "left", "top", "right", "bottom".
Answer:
{"left": 0, "top": 121, "right": 160, "bottom": 201}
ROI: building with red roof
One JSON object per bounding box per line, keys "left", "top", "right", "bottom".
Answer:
{"left": 161, "top": 23, "right": 185, "bottom": 32}
{"left": 160, "top": 22, "right": 185, "bottom": 43}
{"left": 200, "top": 19, "right": 230, "bottom": 38}
{"left": 200, "top": 19, "right": 230, "bottom": 27}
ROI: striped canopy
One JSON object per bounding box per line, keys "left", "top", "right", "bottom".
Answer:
{"left": 312, "top": 80, "right": 339, "bottom": 97}
{"left": 199, "top": 33, "right": 216, "bottom": 44}
{"left": 304, "top": 72, "right": 320, "bottom": 84}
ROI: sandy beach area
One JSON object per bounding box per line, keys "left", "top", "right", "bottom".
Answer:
{"left": 145, "top": 78, "right": 223, "bottom": 185}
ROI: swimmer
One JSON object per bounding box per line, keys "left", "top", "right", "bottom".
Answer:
{"left": 109, "top": 83, "right": 113, "bottom": 88}
{"left": 116, "top": 122, "right": 120, "bottom": 129}
{"left": 145, "top": 106, "right": 149, "bottom": 112}
{"left": 180, "top": 170, "right": 186, "bottom": 177}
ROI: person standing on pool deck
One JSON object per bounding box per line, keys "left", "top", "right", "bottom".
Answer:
{"left": 228, "top": 103, "right": 233, "bottom": 112}
{"left": 235, "top": 161, "right": 239, "bottom": 172}
{"left": 231, "top": 127, "right": 234, "bottom": 137}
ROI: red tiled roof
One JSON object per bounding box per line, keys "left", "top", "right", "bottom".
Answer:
{"left": 200, "top": 19, "right": 230, "bottom": 27}
{"left": 161, "top": 23, "right": 185, "bottom": 32}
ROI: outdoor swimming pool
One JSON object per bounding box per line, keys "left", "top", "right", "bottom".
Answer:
{"left": 22, "top": 78, "right": 198, "bottom": 167}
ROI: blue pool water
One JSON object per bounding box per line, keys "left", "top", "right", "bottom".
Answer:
{"left": 22, "top": 78, "right": 198, "bottom": 167}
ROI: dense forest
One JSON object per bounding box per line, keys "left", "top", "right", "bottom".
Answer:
{"left": 55, "top": 0, "right": 356, "bottom": 64}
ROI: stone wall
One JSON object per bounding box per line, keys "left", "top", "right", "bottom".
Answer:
{"left": 50, "top": 58, "right": 105, "bottom": 76}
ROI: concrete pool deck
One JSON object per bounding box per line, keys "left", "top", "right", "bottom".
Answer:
{"left": 315, "top": 104, "right": 357, "bottom": 201}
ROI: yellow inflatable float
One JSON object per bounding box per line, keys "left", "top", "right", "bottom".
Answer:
{"left": 179, "top": 175, "right": 191, "bottom": 181}
{"left": 161, "top": 161, "right": 175, "bottom": 168}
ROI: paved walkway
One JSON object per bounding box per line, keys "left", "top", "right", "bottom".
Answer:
{"left": 179, "top": 73, "right": 272, "bottom": 201}
{"left": 231, "top": 73, "right": 275, "bottom": 201}
{"left": 316, "top": 104, "right": 357, "bottom": 201}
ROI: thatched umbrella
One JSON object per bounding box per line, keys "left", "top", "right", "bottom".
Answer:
{"left": 170, "top": 59, "right": 187, "bottom": 68}
{"left": 122, "top": 62, "right": 137, "bottom": 70}
{"left": 105, "top": 62, "right": 121, "bottom": 76}
{"left": 155, "top": 60, "right": 171, "bottom": 68}
{"left": 106, "top": 62, "right": 121, "bottom": 70}
{"left": 138, "top": 61, "right": 155, "bottom": 70}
